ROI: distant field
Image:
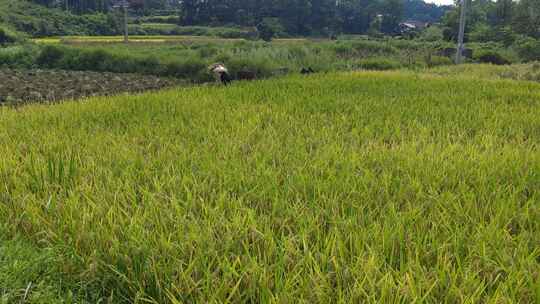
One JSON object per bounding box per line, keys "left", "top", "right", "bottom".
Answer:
{"left": 33, "top": 35, "right": 246, "bottom": 44}
{"left": 32, "top": 35, "right": 310, "bottom": 44}
{"left": 1, "top": 70, "right": 539, "bottom": 303}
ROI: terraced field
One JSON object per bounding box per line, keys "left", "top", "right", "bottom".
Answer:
{"left": 32, "top": 35, "right": 246, "bottom": 44}
{"left": 0, "top": 70, "right": 539, "bottom": 303}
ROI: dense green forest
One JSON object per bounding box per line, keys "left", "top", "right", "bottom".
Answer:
{"left": 0, "top": 0, "right": 537, "bottom": 57}
{"left": 442, "top": 0, "right": 540, "bottom": 40}
{"left": 27, "top": 0, "right": 447, "bottom": 36}
{"left": 16, "top": 0, "right": 539, "bottom": 40}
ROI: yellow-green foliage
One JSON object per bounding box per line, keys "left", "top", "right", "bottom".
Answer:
{"left": 32, "top": 35, "right": 305, "bottom": 44}
{"left": 33, "top": 35, "right": 245, "bottom": 44}
{"left": 1, "top": 71, "right": 539, "bottom": 303}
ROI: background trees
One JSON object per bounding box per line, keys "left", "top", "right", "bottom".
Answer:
{"left": 27, "top": 0, "right": 413, "bottom": 36}
{"left": 26, "top": 0, "right": 539, "bottom": 39}
{"left": 441, "top": 0, "right": 540, "bottom": 41}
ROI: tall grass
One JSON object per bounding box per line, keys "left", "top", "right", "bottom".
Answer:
{"left": 15, "top": 37, "right": 532, "bottom": 83}
{"left": 24, "top": 38, "right": 453, "bottom": 82}
{"left": 428, "top": 62, "right": 540, "bottom": 82}
{"left": 0, "top": 71, "right": 539, "bottom": 303}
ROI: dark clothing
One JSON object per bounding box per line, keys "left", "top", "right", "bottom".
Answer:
{"left": 301, "top": 67, "right": 315, "bottom": 74}
{"left": 220, "top": 72, "right": 232, "bottom": 85}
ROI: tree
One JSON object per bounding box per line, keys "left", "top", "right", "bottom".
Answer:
{"left": 26, "top": 0, "right": 455, "bottom": 37}
{"left": 380, "top": 0, "right": 404, "bottom": 34}
{"left": 257, "top": 17, "right": 284, "bottom": 41}
{"left": 513, "top": 0, "right": 540, "bottom": 38}
{"left": 493, "top": 0, "right": 513, "bottom": 26}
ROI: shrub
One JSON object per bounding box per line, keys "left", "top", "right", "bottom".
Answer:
{"left": 523, "top": 71, "right": 540, "bottom": 82}
{"left": 0, "top": 27, "right": 19, "bottom": 45}
{"left": 140, "top": 15, "right": 180, "bottom": 24}
{"left": 332, "top": 43, "right": 354, "bottom": 57}
{"left": 105, "top": 56, "right": 140, "bottom": 74}
{"left": 198, "top": 46, "right": 219, "bottom": 58}
{"left": 351, "top": 40, "right": 397, "bottom": 55}
{"left": 420, "top": 26, "right": 444, "bottom": 42}
{"left": 76, "top": 49, "right": 111, "bottom": 70}
{"left": 470, "top": 25, "right": 516, "bottom": 46}
{"left": 214, "top": 28, "right": 255, "bottom": 39}
{"left": 0, "top": 45, "right": 36, "bottom": 68}
{"left": 427, "top": 55, "right": 453, "bottom": 67}
{"left": 357, "top": 58, "right": 401, "bottom": 70}
{"left": 133, "top": 56, "right": 162, "bottom": 74}
{"left": 163, "top": 58, "right": 207, "bottom": 80}
{"left": 36, "top": 45, "right": 68, "bottom": 67}
{"left": 475, "top": 51, "right": 511, "bottom": 65}
{"left": 213, "top": 53, "right": 233, "bottom": 64}
{"left": 165, "top": 26, "right": 256, "bottom": 39}
{"left": 227, "top": 57, "right": 275, "bottom": 78}
{"left": 332, "top": 41, "right": 397, "bottom": 58}
{"left": 36, "top": 45, "right": 163, "bottom": 75}
{"left": 288, "top": 45, "right": 308, "bottom": 59}
{"left": 514, "top": 37, "right": 540, "bottom": 62}
{"left": 442, "top": 27, "right": 455, "bottom": 41}
{"left": 257, "top": 18, "right": 285, "bottom": 42}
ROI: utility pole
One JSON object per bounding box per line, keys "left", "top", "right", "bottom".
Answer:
{"left": 113, "top": 0, "right": 129, "bottom": 43}
{"left": 455, "top": 0, "right": 467, "bottom": 64}
{"left": 123, "top": 1, "right": 129, "bottom": 44}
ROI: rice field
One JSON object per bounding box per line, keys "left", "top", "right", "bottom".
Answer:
{"left": 32, "top": 36, "right": 310, "bottom": 46}
{"left": 428, "top": 62, "right": 540, "bottom": 82}
{"left": 1, "top": 70, "right": 539, "bottom": 303}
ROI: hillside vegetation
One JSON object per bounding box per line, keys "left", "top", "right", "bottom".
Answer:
{"left": 0, "top": 0, "right": 120, "bottom": 37}
{"left": 1, "top": 70, "right": 539, "bottom": 303}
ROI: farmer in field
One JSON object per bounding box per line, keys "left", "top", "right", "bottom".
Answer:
{"left": 209, "top": 63, "right": 232, "bottom": 86}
